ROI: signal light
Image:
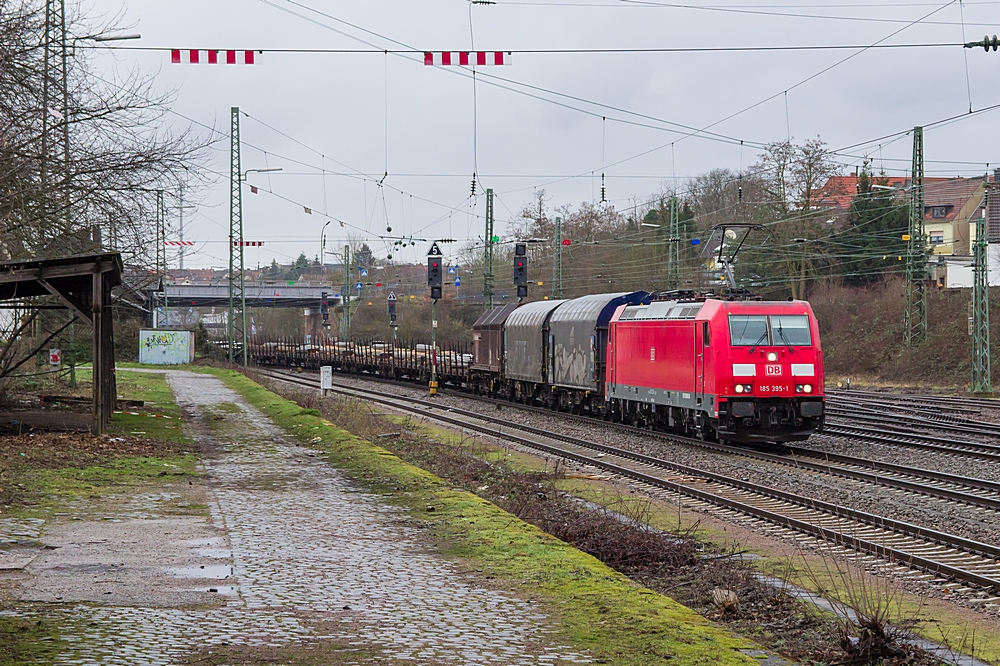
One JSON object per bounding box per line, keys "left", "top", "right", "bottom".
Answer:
{"left": 561, "top": 239, "right": 572, "bottom": 246}
{"left": 734, "top": 384, "right": 752, "bottom": 394}
{"left": 766, "top": 352, "right": 777, "bottom": 361}
{"left": 795, "top": 384, "right": 813, "bottom": 394}
{"left": 513, "top": 244, "right": 528, "bottom": 289}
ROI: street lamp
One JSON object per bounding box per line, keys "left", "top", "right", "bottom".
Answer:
{"left": 70, "top": 32, "right": 141, "bottom": 55}
{"left": 242, "top": 167, "right": 282, "bottom": 182}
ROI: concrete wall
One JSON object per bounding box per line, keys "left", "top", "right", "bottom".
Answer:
{"left": 138, "top": 329, "right": 195, "bottom": 365}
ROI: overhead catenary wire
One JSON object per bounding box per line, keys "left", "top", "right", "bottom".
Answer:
{"left": 108, "top": 0, "right": 1000, "bottom": 272}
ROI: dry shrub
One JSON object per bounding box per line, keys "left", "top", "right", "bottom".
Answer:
{"left": 799, "top": 530, "right": 928, "bottom": 664}
{"left": 809, "top": 276, "right": 1000, "bottom": 386}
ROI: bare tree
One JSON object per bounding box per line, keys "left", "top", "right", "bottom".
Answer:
{"left": 0, "top": 0, "right": 212, "bottom": 379}
{"left": 0, "top": 0, "right": 211, "bottom": 266}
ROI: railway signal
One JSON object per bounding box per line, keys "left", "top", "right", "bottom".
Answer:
{"left": 387, "top": 291, "right": 398, "bottom": 342}
{"left": 387, "top": 292, "right": 397, "bottom": 323}
{"left": 427, "top": 241, "right": 447, "bottom": 396}
{"left": 513, "top": 242, "right": 528, "bottom": 299}
{"left": 320, "top": 291, "right": 329, "bottom": 327}
{"left": 428, "top": 257, "right": 443, "bottom": 300}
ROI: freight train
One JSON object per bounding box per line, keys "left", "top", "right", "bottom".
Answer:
{"left": 249, "top": 289, "right": 825, "bottom": 445}
{"left": 470, "top": 290, "right": 824, "bottom": 444}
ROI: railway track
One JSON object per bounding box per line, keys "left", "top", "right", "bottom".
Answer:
{"left": 829, "top": 389, "right": 1000, "bottom": 413}
{"left": 271, "top": 367, "right": 1000, "bottom": 510}
{"left": 825, "top": 403, "right": 1000, "bottom": 439}
{"left": 821, "top": 423, "right": 1000, "bottom": 463}
{"left": 261, "top": 368, "right": 1000, "bottom": 594}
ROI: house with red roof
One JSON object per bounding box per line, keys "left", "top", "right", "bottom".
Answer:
{"left": 817, "top": 174, "right": 988, "bottom": 257}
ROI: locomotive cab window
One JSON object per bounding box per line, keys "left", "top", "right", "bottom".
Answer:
{"left": 770, "top": 315, "right": 811, "bottom": 346}
{"left": 729, "top": 314, "right": 811, "bottom": 347}
{"left": 729, "top": 315, "right": 769, "bottom": 346}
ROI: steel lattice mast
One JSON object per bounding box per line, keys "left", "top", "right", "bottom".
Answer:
{"left": 41, "top": 0, "right": 69, "bottom": 242}
{"left": 972, "top": 190, "right": 991, "bottom": 393}
{"left": 228, "top": 107, "right": 247, "bottom": 367}
{"left": 903, "top": 126, "right": 927, "bottom": 346}
{"left": 483, "top": 188, "right": 495, "bottom": 311}
{"left": 155, "top": 190, "right": 165, "bottom": 327}
{"left": 340, "top": 244, "right": 352, "bottom": 339}
{"left": 552, "top": 216, "right": 563, "bottom": 299}
{"left": 668, "top": 196, "right": 680, "bottom": 290}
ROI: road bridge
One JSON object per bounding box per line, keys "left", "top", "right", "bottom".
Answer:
{"left": 156, "top": 283, "right": 343, "bottom": 309}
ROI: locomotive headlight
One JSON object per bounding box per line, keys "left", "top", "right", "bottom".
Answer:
{"left": 804, "top": 384, "right": 813, "bottom": 393}
{"left": 735, "top": 384, "right": 744, "bottom": 393}
{"left": 767, "top": 352, "right": 778, "bottom": 362}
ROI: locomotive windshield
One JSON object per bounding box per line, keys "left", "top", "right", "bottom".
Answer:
{"left": 729, "top": 315, "right": 768, "bottom": 346}
{"left": 771, "top": 315, "right": 812, "bottom": 346}
{"left": 729, "top": 314, "right": 812, "bottom": 346}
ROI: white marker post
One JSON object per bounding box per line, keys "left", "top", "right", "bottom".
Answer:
{"left": 320, "top": 365, "right": 333, "bottom": 396}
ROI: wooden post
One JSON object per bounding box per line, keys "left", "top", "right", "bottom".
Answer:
{"left": 92, "top": 267, "right": 104, "bottom": 434}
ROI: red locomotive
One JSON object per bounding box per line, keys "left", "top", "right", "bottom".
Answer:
{"left": 605, "top": 294, "right": 824, "bottom": 443}
{"left": 469, "top": 288, "right": 825, "bottom": 445}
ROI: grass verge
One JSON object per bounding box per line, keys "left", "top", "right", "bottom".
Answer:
{"left": 1, "top": 369, "right": 195, "bottom": 518}
{"left": 200, "top": 366, "right": 763, "bottom": 666}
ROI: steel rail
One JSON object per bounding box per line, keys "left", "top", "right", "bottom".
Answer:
{"left": 270, "top": 367, "right": 1000, "bottom": 510}
{"left": 261, "top": 369, "right": 1000, "bottom": 592}
{"left": 829, "top": 389, "right": 1000, "bottom": 411}
{"left": 826, "top": 403, "right": 1000, "bottom": 437}
{"left": 822, "top": 424, "right": 1000, "bottom": 463}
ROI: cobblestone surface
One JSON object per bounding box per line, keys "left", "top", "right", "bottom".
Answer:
{"left": 6, "top": 370, "right": 591, "bottom": 665}
{"left": 0, "top": 517, "right": 43, "bottom": 545}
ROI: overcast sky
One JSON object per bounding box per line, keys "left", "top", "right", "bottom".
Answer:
{"left": 87, "top": 0, "right": 1000, "bottom": 269}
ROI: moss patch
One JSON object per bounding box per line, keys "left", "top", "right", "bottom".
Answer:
{"left": 0, "top": 615, "right": 64, "bottom": 665}
{"left": 200, "top": 367, "right": 761, "bottom": 666}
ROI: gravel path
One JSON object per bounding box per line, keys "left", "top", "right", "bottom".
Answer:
{"left": 4, "top": 371, "right": 591, "bottom": 665}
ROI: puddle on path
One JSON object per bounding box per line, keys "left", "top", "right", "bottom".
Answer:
{"left": 166, "top": 564, "right": 234, "bottom": 579}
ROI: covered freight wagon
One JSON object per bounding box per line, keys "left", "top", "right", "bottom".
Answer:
{"left": 471, "top": 303, "right": 520, "bottom": 373}
{"left": 548, "top": 292, "right": 649, "bottom": 405}
{"left": 503, "top": 299, "right": 566, "bottom": 383}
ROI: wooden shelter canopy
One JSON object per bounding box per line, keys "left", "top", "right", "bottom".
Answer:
{"left": 0, "top": 252, "right": 123, "bottom": 302}
{"left": 0, "top": 252, "right": 123, "bottom": 434}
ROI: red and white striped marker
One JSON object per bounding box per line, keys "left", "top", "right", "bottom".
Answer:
{"left": 171, "top": 50, "right": 260, "bottom": 65}
{"left": 423, "top": 51, "right": 510, "bottom": 66}
{"left": 164, "top": 241, "right": 194, "bottom": 246}
{"left": 233, "top": 241, "right": 264, "bottom": 247}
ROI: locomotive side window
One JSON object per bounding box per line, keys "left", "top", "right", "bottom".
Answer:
{"left": 770, "top": 315, "right": 811, "bottom": 346}
{"left": 729, "top": 315, "right": 769, "bottom": 346}
{"left": 702, "top": 321, "right": 710, "bottom": 346}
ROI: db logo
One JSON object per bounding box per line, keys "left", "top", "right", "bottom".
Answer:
{"left": 765, "top": 364, "right": 782, "bottom": 376}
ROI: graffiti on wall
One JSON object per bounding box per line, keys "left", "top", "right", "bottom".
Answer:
{"left": 139, "top": 330, "right": 193, "bottom": 365}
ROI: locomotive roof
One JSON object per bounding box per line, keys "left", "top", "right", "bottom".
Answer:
{"left": 619, "top": 298, "right": 813, "bottom": 321}
{"left": 619, "top": 300, "right": 703, "bottom": 321}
